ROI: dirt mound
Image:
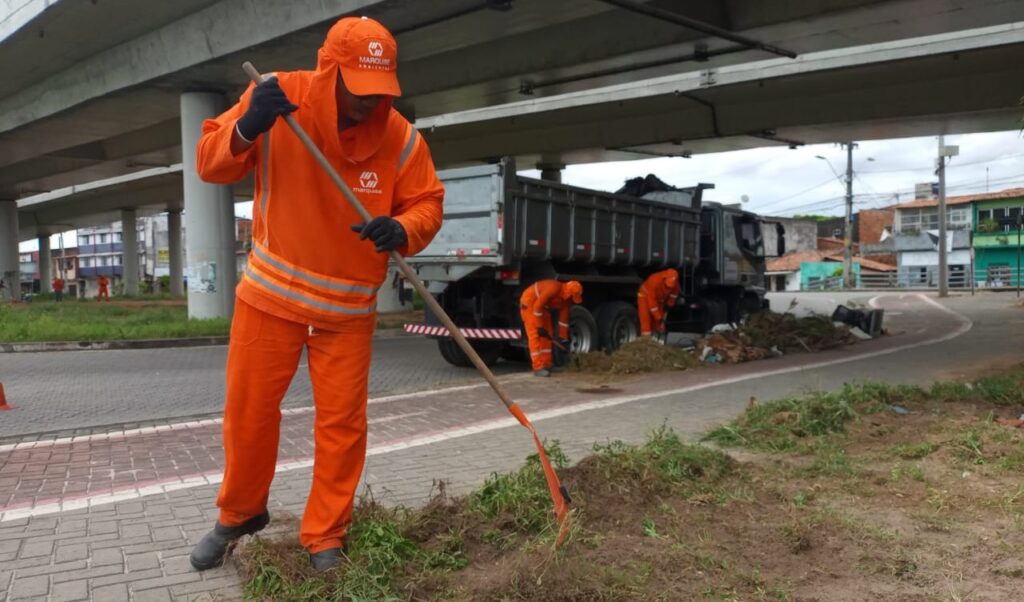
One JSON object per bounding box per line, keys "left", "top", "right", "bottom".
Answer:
{"left": 570, "top": 337, "right": 699, "bottom": 374}
{"left": 698, "top": 311, "right": 856, "bottom": 364}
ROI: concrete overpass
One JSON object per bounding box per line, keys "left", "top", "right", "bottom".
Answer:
{"left": 2, "top": 0, "right": 1023, "bottom": 312}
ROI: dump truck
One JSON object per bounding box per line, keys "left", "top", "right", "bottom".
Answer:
{"left": 402, "top": 158, "right": 780, "bottom": 367}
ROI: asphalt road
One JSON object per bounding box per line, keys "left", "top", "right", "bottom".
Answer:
{"left": 0, "top": 335, "right": 524, "bottom": 439}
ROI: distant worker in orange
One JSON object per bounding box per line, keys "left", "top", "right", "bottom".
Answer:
{"left": 52, "top": 277, "right": 64, "bottom": 302}
{"left": 519, "top": 280, "right": 583, "bottom": 377}
{"left": 638, "top": 268, "right": 680, "bottom": 339}
{"left": 188, "top": 16, "right": 444, "bottom": 573}
{"left": 97, "top": 275, "right": 110, "bottom": 301}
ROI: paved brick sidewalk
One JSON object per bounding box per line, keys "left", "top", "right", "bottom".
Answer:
{"left": 2, "top": 294, "right": 1013, "bottom": 601}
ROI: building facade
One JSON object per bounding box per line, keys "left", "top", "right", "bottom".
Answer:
{"left": 972, "top": 192, "right": 1024, "bottom": 288}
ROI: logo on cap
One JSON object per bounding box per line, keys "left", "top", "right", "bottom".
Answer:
{"left": 368, "top": 41, "right": 384, "bottom": 57}
{"left": 359, "top": 171, "right": 379, "bottom": 189}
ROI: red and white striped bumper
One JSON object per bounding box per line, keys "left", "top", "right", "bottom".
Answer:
{"left": 403, "top": 324, "right": 522, "bottom": 340}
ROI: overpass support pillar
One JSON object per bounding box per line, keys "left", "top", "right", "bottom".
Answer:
{"left": 537, "top": 162, "right": 565, "bottom": 183}
{"left": 39, "top": 235, "right": 52, "bottom": 293}
{"left": 167, "top": 209, "right": 184, "bottom": 297}
{"left": 0, "top": 200, "right": 19, "bottom": 302}
{"left": 121, "top": 208, "right": 139, "bottom": 296}
{"left": 180, "top": 92, "right": 236, "bottom": 320}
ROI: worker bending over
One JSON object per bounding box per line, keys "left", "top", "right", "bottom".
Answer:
{"left": 519, "top": 279, "right": 583, "bottom": 377}
{"left": 638, "top": 268, "right": 680, "bottom": 339}
{"left": 188, "top": 16, "right": 444, "bottom": 572}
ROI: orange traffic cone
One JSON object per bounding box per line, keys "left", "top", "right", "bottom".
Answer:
{"left": 0, "top": 382, "right": 15, "bottom": 410}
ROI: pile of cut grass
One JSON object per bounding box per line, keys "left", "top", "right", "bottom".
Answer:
{"left": 571, "top": 337, "right": 699, "bottom": 374}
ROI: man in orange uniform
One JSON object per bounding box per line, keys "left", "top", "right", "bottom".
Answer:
{"left": 519, "top": 280, "right": 583, "bottom": 377}
{"left": 52, "top": 277, "right": 64, "bottom": 302}
{"left": 638, "top": 268, "right": 680, "bottom": 339}
{"left": 188, "top": 17, "right": 444, "bottom": 572}
{"left": 97, "top": 275, "right": 110, "bottom": 301}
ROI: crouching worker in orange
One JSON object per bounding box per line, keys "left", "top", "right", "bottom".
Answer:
{"left": 188, "top": 16, "right": 444, "bottom": 573}
{"left": 519, "top": 280, "right": 583, "bottom": 377}
{"left": 638, "top": 268, "right": 680, "bottom": 339}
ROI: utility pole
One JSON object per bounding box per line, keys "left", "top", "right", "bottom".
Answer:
{"left": 844, "top": 142, "right": 854, "bottom": 289}
{"left": 937, "top": 135, "right": 948, "bottom": 297}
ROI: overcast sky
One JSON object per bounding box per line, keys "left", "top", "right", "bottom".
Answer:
{"left": 19, "top": 130, "right": 1024, "bottom": 253}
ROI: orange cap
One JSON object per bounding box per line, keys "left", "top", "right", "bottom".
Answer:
{"left": 325, "top": 16, "right": 401, "bottom": 97}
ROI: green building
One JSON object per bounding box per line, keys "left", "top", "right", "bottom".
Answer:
{"left": 973, "top": 192, "right": 1024, "bottom": 287}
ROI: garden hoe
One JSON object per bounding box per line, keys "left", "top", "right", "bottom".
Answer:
{"left": 241, "top": 61, "right": 573, "bottom": 546}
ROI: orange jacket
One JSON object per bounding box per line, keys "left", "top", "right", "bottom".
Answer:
{"left": 520, "top": 280, "right": 582, "bottom": 340}
{"left": 639, "top": 269, "right": 680, "bottom": 309}
{"left": 98, "top": 276, "right": 109, "bottom": 288}
{"left": 196, "top": 41, "right": 444, "bottom": 331}
{"left": 52, "top": 278, "right": 64, "bottom": 292}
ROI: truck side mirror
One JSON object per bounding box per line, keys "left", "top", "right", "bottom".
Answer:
{"left": 776, "top": 223, "right": 786, "bottom": 256}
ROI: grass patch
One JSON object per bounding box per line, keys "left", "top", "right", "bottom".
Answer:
{"left": 0, "top": 300, "right": 424, "bottom": 342}
{"left": 702, "top": 388, "right": 860, "bottom": 452}
{"left": 0, "top": 299, "right": 229, "bottom": 342}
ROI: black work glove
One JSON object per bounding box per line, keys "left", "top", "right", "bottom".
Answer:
{"left": 236, "top": 77, "right": 298, "bottom": 141}
{"left": 351, "top": 217, "right": 408, "bottom": 252}
{"left": 537, "top": 327, "right": 551, "bottom": 339}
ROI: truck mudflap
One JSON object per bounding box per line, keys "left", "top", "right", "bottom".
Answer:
{"left": 404, "top": 324, "right": 522, "bottom": 340}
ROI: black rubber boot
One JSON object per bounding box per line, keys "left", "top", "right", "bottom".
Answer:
{"left": 309, "top": 543, "right": 348, "bottom": 572}
{"left": 189, "top": 510, "right": 270, "bottom": 571}
{"left": 533, "top": 368, "right": 551, "bottom": 377}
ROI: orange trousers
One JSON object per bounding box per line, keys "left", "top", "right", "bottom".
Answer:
{"left": 216, "top": 299, "right": 373, "bottom": 553}
{"left": 97, "top": 287, "right": 109, "bottom": 300}
{"left": 637, "top": 291, "right": 666, "bottom": 336}
{"left": 520, "top": 307, "right": 554, "bottom": 371}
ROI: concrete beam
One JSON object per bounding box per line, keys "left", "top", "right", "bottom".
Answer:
{"left": 0, "top": 0, "right": 382, "bottom": 136}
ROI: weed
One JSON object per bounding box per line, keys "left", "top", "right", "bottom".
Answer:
{"left": 642, "top": 518, "right": 659, "bottom": 538}
{"left": 592, "top": 426, "right": 734, "bottom": 495}
{"left": 890, "top": 441, "right": 938, "bottom": 460}
{"left": 806, "top": 441, "right": 857, "bottom": 477}
{"left": 469, "top": 441, "right": 568, "bottom": 534}
{"left": 954, "top": 431, "right": 986, "bottom": 465}
{"left": 927, "top": 487, "right": 953, "bottom": 513}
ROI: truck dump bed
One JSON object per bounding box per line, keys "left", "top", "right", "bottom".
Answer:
{"left": 409, "top": 160, "right": 703, "bottom": 280}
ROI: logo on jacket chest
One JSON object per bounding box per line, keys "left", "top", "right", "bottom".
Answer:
{"left": 354, "top": 170, "right": 383, "bottom": 194}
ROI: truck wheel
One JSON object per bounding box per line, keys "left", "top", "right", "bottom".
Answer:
{"left": 595, "top": 301, "right": 640, "bottom": 352}
{"left": 569, "top": 305, "right": 598, "bottom": 355}
{"left": 437, "top": 338, "right": 504, "bottom": 368}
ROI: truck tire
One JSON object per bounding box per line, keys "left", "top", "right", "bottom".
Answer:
{"left": 569, "top": 305, "right": 598, "bottom": 355}
{"left": 437, "top": 338, "right": 504, "bottom": 368}
{"left": 595, "top": 301, "right": 640, "bottom": 352}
